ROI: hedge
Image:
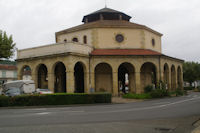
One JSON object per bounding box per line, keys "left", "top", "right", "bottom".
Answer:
{"left": 0, "top": 93, "right": 111, "bottom": 107}
{"left": 184, "top": 87, "right": 194, "bottom": 90}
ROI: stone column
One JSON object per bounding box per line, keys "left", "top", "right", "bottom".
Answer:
{"left": 48, "top": 72, "right": 54, "bottom": 92}
{"left": 17, "top": 69, "right": 22, "bottom": 80}
{"left": 174, "top": 70, "right": 177, "bottom": 90}
{"left": 180, "top": 71, "right": 184, "bottom": 89}
{"left": 112, "top": 71, "right": 118, "bottom": 96}
{"left": 66, "top": 70, "right": 75, "bottom": 93}
{"left": 160, "top": 69, "right": 164, "bottom": 89}
{"left": 32, "top": 69, "right": 38, "bottom": 88}
{"left": 135, "top": 71, "right": 141, "bottom": 94}
{"left": 84, "top": 71, "right": 90, "bottom": 93}
{"left": 169, "top": 70, "right": 172, "bottom": 91}
{"left": 90, "top": 71, "right": 95, "bottom": 92}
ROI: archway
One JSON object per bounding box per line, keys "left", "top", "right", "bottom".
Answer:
{"left": 54, "top": 62, "right": 66, "bottom": 93}
{"left": 163, "top": 63, "right": 169, "bottom": 89}
{"left": 177, "top": 66, "right": 182, "bottom": 89}
{"left": 140, "top": 62, "right": 157, "bottom": 90}
{"left": 171, "top": 65, "right": 176, "bottom": 90}
{"left": 95, "top": 63, "right": 113, "bottom": 93}
{"left": 74, "top": 62, "right": 85, "bottom": 93}
{"left": 118, "top": 63, "right": 135, "bottom": 93}
{"left": 21, "top": 65, "right": 32, "bottom": 80}
{"left": 37, "top": 64, "right": 48, "bottom": 89}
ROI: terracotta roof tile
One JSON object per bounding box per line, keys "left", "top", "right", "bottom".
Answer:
{"left": 56, "top": 20, "right": 162, "bottom": 36}
{"left": 91, "top": 49, "right": 162, "bottom": 56}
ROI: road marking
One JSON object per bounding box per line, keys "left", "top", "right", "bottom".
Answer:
{"left": 56, "top": 110, "right": 85, "bottom": 114}
{"left": 153, "top": 102, "right": 171, "bottom": 105}
{"left": 35, "top": 112, "right": 50, "bottom": 115}
{"left": 26, "top": 108, "right": 47, "bottom": 111}
{"left": 73, "top": 96, "right": 200, "bottom": 115}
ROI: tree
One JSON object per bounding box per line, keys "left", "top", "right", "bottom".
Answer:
{"left": 0, "top": 30, "right": 16, "bottom": 59}
{"left": 183, "top": 62, "right": 200, "bottom": 85}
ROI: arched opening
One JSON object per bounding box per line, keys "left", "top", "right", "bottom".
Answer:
{"left": 54, "top": 62, "right": 66, "bottom": 93}
{"left": 171, "top": 65, "right": 176, "bottom": 90}
{"left": 118, "top": 63, "right": 135, "bottom": 93}
{"left": 163, "top": 63, "right": 169, "bottom": 89}
{"left": 83, "top": 35, "right": 87, "bottom": 44}
{"left": 72, "top": 37, "right": 78, "bottom": 42}
{"left": 21, "top": 65, "right": 32, "bottom": 80}
{"left": 74, "top": 62, "right": 85, "bottom": 93}
{"left": 140, "top": 62, "right": 157, "bottom": 90}
{"left": 37, "top": 64, "right": 48, "bottom": 89}
{"left": 95, "top": 63, "right": 113, "bottom": 93}
{"left": 177, "top": 66, "right": 182, "bottom": 89}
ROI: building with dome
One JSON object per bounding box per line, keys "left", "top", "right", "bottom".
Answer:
{"left": 16, "top": 7, "right": 183, "bottom": 95}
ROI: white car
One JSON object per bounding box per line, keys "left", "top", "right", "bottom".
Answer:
{"left": 36, "top": 89, "right": 53, "bottom": 94}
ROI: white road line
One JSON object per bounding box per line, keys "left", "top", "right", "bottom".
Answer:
{"left": 25, "top": 108, "right": 47, "bottom": 111}
{"left": 35, "top": 112, "right": 50, "bottom": 115}
{"left": 56, "top": 110, "right": 85, "bottom": 113}
{"left": 73, "top": 96, "right": 200, "bottom": 115}
{"left": 153, "top": 102, "right": 171, "bottom": 105}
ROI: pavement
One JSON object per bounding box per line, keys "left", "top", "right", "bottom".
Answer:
{"left": 112, "top": 96, "right": 143, "bottom": 103}
{"left": 0, "top": 92, "right": 200, "bottom": 133}
{"left": 192, "top": 118, "right": 200, "bottom": 133}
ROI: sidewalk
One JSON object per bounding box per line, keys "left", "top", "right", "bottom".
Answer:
{"left": 192, "top": 126, "right": 200, "bottom": 133}
{"left": 112, "top": 96, "right": 143, "bottom": 103}
{"left": 192, "top": 119, "right": 200, "bottom": 133}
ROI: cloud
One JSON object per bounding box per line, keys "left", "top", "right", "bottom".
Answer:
{"left": 0, "top": 0, "right": 200, "bottom": 62}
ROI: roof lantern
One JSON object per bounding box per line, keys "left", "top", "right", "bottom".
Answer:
{"left": 82, "top": 7, "right": 132, "bottom": 23}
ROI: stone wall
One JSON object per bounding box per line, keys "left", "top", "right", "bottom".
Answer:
{"left": 17, "top": 54, "right": 183, "bottom": 96}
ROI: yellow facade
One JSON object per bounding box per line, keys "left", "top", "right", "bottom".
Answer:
{"left": 17, "top": 7, "right": 183, "bottom": 96}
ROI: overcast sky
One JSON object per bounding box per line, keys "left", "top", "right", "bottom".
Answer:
{"left": 0, "top": 0, "right": 200, "bottom": 62}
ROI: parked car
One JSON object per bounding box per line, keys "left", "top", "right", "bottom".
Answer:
{"left": 3, "top": 87, "right": 22, "bottom": 97}
{"left": 2, "top": 80, "right": 35, "bottom": 94}
{"left": 36, "top": 89, "right": 53, "bottom": 94}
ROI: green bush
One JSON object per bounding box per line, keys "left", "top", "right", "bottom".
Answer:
{"left": 169, "top": 89, "right": 187, "bottom": 96}
{"left": 0, "top": 93, "right": 111, "bottom": 107}
{"left": 122, "top": 93, "right": 152, "bottom": 99}
{"left": 196, "top": 87, "right": 200, "bottom": 92}
{"left": 149, "top": 89, "right": 169, "bottom": 98}
{"left": 184, "top": 87, "right": 194, "bottom": 90}
{"left": 144, "top": 85, "right": 153, "bottom": 93}
{"left": 175, "top": 89, "right": 184, "bottom": 96}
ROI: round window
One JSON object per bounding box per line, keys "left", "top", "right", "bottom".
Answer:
{"left": 115, "top": 34, "right": 124, "bottom": 43}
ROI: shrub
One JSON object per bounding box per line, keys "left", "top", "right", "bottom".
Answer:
{"left": 169, "top": 89, "right": 187, "bottom": 96}
{"left": 175, "top": 89, "right": 184, "bottom": 96}
{"left": 149, "top": 89, "right": 170, "bottom": 98}
{"left": 196, "top": 87, "right": 200, "bottom": 92}
{"left": 184, "top": 87, "right": 194, "bottom": 90}
{"left": 0, "top": 93, "right": 111, "bottom": 107}
{"left": 122, "top": 93, "right": 152, "bottom": 99}
{"left": 144, "top": 85, "right": 153, "bottom": 93}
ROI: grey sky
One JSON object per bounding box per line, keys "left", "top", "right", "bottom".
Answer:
{"left": 0, "top": 0, "right": 200, "bottom": 62}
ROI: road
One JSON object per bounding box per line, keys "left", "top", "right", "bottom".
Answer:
{"left": 0, "top": 92, "right": 200, "bottom": 133}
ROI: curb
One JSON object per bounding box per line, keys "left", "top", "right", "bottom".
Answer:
{"left": 192, "top": 126, "right": 200, "bottom": 133}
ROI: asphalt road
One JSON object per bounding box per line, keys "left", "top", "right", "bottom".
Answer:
{"left": 0, "top": 92, "right": 200, "bottom": 133}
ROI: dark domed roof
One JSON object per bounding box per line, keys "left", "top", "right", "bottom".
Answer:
{"left": 82, "top": 7, "right": 132, "bottom": 23}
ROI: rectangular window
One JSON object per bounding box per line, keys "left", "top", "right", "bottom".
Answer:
{"left": 13, "top": 71, "right": 17, "bottom": 78}
{"left": 2, "top": 71, "right": 6, "bottom": 78}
